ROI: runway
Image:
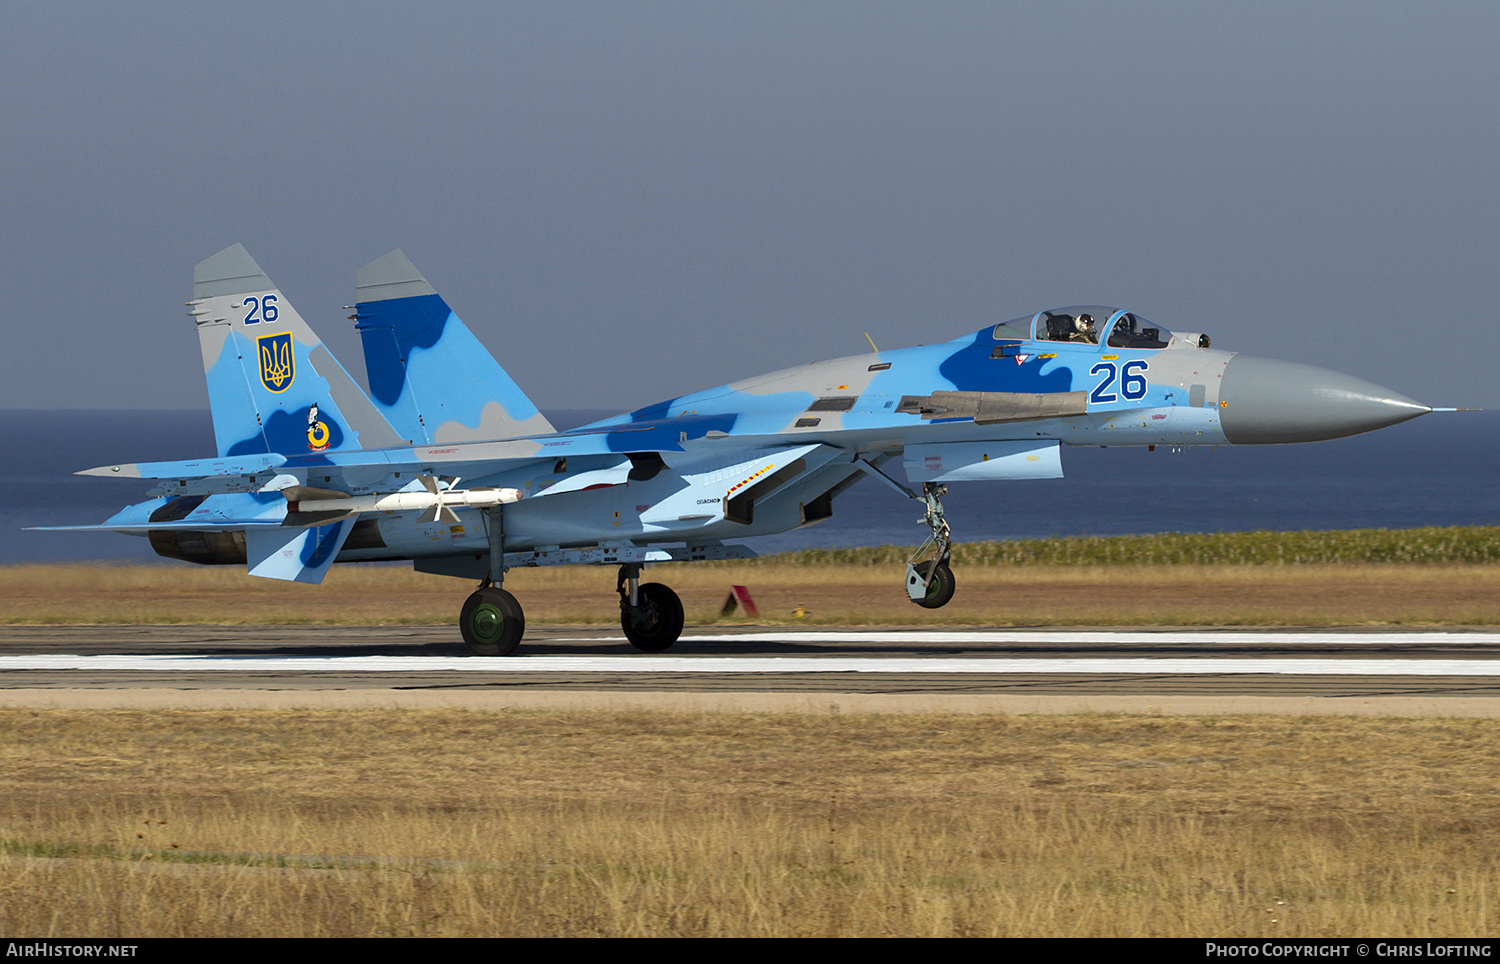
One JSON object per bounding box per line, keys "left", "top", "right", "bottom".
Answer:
{"left": 4, "top": 625, "right": 1500, "bottom": 714}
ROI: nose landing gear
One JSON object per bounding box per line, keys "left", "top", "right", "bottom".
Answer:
{"left": 906, "top": 482, "right": 955, "bottom": 609}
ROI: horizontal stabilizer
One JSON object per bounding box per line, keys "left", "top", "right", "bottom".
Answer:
{"left": 27, "top": 521, "right": 284, "bottom": 534}
{"left": 78, "top": 453, "right": 287, "bottom": 481}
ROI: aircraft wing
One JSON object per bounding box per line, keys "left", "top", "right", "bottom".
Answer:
{"left": 72, "top": 434, "right": 643, "bottom": 494}
{"left": 67, "top": 406, "right": 775, "bottom": 497}
{"left": 76, "top": 452, "right": 289, "bottom": 481}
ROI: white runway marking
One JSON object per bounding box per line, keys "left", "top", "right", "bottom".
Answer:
{"left": 680, "top": 631, "right": 1500, "bottom": 646}
{"left": 0, "top": 656, "right": 1497, "bottom": 675}
{"left": 3, "top": 630, "right": 1499, "bottom": 675}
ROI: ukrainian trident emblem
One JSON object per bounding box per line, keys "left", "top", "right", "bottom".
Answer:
{"left": 257, "top": 332, "right": 294, "bottom": 393}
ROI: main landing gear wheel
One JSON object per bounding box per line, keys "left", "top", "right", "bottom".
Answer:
{"left": 910, "top": 560, "right": 956, "bottom": 609}
{"left": 460, "top": 586, "right": 525, "bottom": 656}
{"left": 621, "top": 582, "right": 685, "bottom": 652}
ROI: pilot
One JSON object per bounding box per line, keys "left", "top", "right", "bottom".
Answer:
{"left": 1072, "top": 313, "right": 1096, "bottom": 343}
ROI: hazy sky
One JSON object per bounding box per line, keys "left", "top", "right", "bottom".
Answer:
{"left": 3, "top": 1, "right": 1496, "bottom": 416}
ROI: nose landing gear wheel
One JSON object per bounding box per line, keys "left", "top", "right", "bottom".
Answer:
{"left": 910, "top": 560, "right": 956, "bottom": 609}
{"left": 904, "top": 481, "right": 957, "bottom": 609}
{"left": 621, "top": 582, "right": 685, "bottom": 652}
{"left": 460, "top": 586, "right": 525, "bottom": 656}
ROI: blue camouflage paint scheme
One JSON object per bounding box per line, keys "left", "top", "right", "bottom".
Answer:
{"left": 50, "top": 249, "right": 1431, "bottom": 607}
{"left": 302, "top": 521, "right": 346, "bottom": 568}
{"left": 204, "top": 328, "right": 356, "bottom": 460}
{"left": 225, "top": 407, "right": 345, "bottom": 459}
{"left": 938, "top": 331, "right": 1075, "bottom": 394}
{"left": 602, "top": 415, "right": 738, "bottom": 452}
{"left": 103, "top": 497, "right": 170, "bottom": 528}
{"left": 354, "top": 290, "right": 549, "bottom": 443}
{"left": 357, "top": 293, "right": 450, "bottom": 407}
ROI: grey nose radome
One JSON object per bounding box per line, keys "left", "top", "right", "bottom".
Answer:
{"left": 1219, "top": 355, "right": 1431, "bottom": 444}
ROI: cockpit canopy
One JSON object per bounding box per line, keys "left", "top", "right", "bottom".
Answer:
{"left": 992, "top": 307, "right": 1172, "bottom": 349}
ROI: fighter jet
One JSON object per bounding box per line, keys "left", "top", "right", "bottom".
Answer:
{"left": 43, "top": 244, "right": 1433, "bottom": 655}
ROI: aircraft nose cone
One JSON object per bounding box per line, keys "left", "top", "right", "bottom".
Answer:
{"left": 1219, "top": 355, "right": 1430, "bottom": 444}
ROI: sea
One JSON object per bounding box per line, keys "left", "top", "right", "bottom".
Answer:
{"left": 4, "top": 408, "right": 1495, "bottom": 565}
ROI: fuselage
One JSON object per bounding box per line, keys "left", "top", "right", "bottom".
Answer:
{"left": 120, "top": 305, "right": 1429, "bottom": 569}
{"left": 55, "top": 245, "right": 1440, "bottom": 653}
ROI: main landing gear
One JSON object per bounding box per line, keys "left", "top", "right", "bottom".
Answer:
{"left": 459, "top": 564, "right": 687, "bottom": 656}
{"left": 458, "top": 506, "right": 690, "bottom": 656}
{"left": 618, "top": 563, "right": 685, "bottom": 652}
{"left": 906, "top": 482, "right": 956, "bottom": 609}
{"left": 460, "top": 580, "right": 525, "bottom": 656}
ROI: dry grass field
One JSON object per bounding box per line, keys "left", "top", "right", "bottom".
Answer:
{"left": 5, "top": 537, "right": 1497, "bottom": 937}
{"left": 1, "top": 709, "right": 1497, "bottom": 938}
{"left": 4, "top": 560, "right": 1500, "bottom": 626}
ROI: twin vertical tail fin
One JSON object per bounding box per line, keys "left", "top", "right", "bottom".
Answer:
{"left": 191, "top": 244, "right": 404, "bottom": 458}
{"left": 185, "top": 244, "right": 547, "bottom": 583}
{"left": 190, "top": 243, "right": 408, "bottom": 584}
{"left": 353, "top": 251, "right": 554, "bottom": 444}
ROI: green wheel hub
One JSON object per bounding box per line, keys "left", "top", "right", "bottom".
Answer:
{"left": 468, "top": 603, "right": 503, "bottom": 641}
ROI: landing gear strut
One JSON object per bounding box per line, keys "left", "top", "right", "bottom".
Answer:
{"left": 454, "top": 502, "right": 696, "bottom": 655}
{"left": 461, "top": 504, "right": 525, "bottom": 656}
{"left": 618, "top": 563, "right": 685, "bottom": 652}
{"left": 906, "top": 482, "right": 956, "bottom": 609}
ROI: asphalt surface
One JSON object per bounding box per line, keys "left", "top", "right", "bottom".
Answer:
{"left": 4, "top": 626, "right": 1500, "bottom": 704}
